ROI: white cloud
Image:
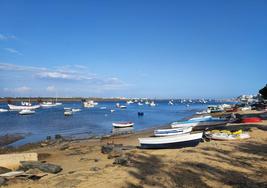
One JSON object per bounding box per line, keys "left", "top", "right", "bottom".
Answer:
{"left": 4, "top": 48, "right": 22, "bottom": 55}
{"left": 3, "top": 86, "right": 31, "bottom": 93}
{"left": 46, "top": 86, "right": 56, "bottom": 92}
{"left": 0, "top": 63, "right": 127, "bottom": 91}
{"left": 0, "top": 34, "right": 16, "bottom": 41}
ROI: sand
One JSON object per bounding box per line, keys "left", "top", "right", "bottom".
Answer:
{"left": 2, "top": 110, "right": 267, "bottom": 188}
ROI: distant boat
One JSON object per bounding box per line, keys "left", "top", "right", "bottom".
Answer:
{"left": 110, "top": 109, "right": 115, "bottom": 113}
{"left": 64, "top": 110, "right": 73, "bottom": 116}
{"left": 168, "top": 101, "right": 174, "bottom": 105}
{"left": 100, "top": 107, "right": 107, "bottom": 109}
{"left": 40, "top": 102, "right": 57, "bottom": 107}
{"left": 112, "top": 122, "right": 134, "bottom": 128}
{"left": 138, "top": 102, "right": 143, "bottom": 106}
{"left": 154, "top": 127, "right": 192, "bottom": 137}
{"left": 145, "top": 101, "right": 150, "bottom": 105}
{"left": 83, "top": 100, "right": 97, "bottom": 108}
{"left": 21, "top": 101, "right": 31, "bottom": 106}
{"left": 126, "top": 100, "right": 134, "bottom": 104}
{"left": 72, "top": 108, "right": 81, "bottom": 112}
{"left": 19, "top": 109, "right": 35, "bottom": 115}
{"left": 116, "top": 103, "right": 127, "bottom": 109}
{"left": 8, "top": 104, "right": 40, "bottom": 111}
{"left": 0, "top": 108, "right": 8, "bottom": 112}
{"left": 138, "top": 132, "right": 203, "bottom": 149}
{"left": 150, "top": 101, "right": 156, "bottom": 107}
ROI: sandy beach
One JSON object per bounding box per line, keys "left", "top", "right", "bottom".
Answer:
{"left": 1, "top": 110, "right": 267, "bottom": 188}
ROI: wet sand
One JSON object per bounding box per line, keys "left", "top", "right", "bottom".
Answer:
{"left": 2, "top": 110, "right": 267, "bottom": 188}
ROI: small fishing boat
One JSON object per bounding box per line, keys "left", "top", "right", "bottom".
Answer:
{"left": 168, "top": 101, "right": 174, "bottom": 105}
{"left": 83, "top": 100, "right": 97, "bottom": 108}
{"left": 126, "top": 100, "right": 134, "bottom": 104}
{"left": 19, "top": 109, "right": 35, "bottom": 115}
{"left": 189, "top": 115, "right": 212, "bottom": 121}
{"left": 116, "top": 103, "right": 127, "bottom": 109}
{"left": 154, "top": 127, "right": 192, "bottom": 137}
{"left": 242, "top": 117, "right": 262, "bottom": 123}
{"left": 64, "top": 110, "right": 73, "bottom": 116}
{"left": 40, "top": 102, "right": 57, "bottom": 107}
{"left": 205, "top": 130, "right": 250, "bottom": 140}
{"left": 72, "top": 108, "right": 81, "bottom": 112}
{"left": 0, "top": 108, "right": 8, "bottom": 112}
{"left": 139, "top": 132, "right": 203, "bottom": 149}
{"left": 110, "top": 109, "right": 115, "bottom": 113}
{"left": 150, "top": 101, "right": 156, "bottom": 106}
{"left": 8, "top": 104, "right": 40, "bottom": 111}
{"left": 138, "top": 102, "right": 143, "bottom": 106}
{"left": 112, "top": 122, "right": 134, "bottom": 128}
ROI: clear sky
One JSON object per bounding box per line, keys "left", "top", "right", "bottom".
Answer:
{"left": 0, "top": 0, "right": 266, "bottom": 98}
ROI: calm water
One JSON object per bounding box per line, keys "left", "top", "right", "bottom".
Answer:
{"left": 0, "top": 101, "right": 222, "bottom": 146}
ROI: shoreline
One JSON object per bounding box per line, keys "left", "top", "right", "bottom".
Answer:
{"left": 1, "top": 110, "right": 266, "bottom": 187}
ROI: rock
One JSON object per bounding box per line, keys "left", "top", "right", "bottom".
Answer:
{"left": 55, "top": 134, "right": 63, "bottom": 140}
{"left": 59, "top": 144, "right": 69, "bottom": 150}
{"left": 0, "top": 177, "right": 6, "bottom": 186}
{"left": 90, "top": 166, "right": 101, "bottom": 171}
{"left": 107, "top": 147, "right": 123, "bottom": 159}
{"left": 0, "top": 166, "right": 12, "bottom": 174}
{"left": 101, "top": 145, "right": 114, "bottom": 154}
{"left": 113, "top": 157, "right": 128, "bottom": 166}
{"left": 20, "top": 161, "right": 62, "bottom": 174}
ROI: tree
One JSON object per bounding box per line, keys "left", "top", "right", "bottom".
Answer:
{"left": 259, "top": 84, "right": 267, "bottom": 99}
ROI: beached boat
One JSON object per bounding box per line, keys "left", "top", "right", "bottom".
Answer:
{"left": 205, "top": 130, "right": 250, "bottom": 140}
{"left": 242, "top": 117, "right": 262, "bottom": 123}
{"left": 0, "top": 108, "right": 8, "bottom": 112}
{"left": 154, "top": 126, "right": 192, "bottom": 137}
{"left": 19, "top": 109, "right": 35, "bottom": 115}
{"left": 171, "top": 117, "right": 228, "bottom": 129}
{"left": 171, "top": 121, "right": 199, "bottom": 128}
{"left": 112, "top": 122, "right": 134, "bottom": 128}
{"left": 139, "top": 132, "right": 203, "bottom": 149}
{"left": 8, "top": 104, "right": 40, "bottom": 111}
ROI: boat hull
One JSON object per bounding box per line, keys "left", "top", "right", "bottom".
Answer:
{"left": 154, "top": 127, "right": 192, "bottom": 137}
{"left": 139, "top": 132, "right": 203, "bottom": 149}
{"left": 8, "top": 104, "right": 40, "bottom": 111}
{"left": 140, "top": 138, "right": 202, "bottom": 149}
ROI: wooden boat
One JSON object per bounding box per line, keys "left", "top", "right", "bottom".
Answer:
{"left": 19, "top": 109, "right": 35, "bottom": 115}
{"left": 205, "top": 130, "right": 250, "bottom": 140}
{"left": 112, "top": 122, "right": 134, "bottom": 128}
{"left": 154, "top": 127, "right": 192, "bottom": 137}
{"left": 139, "top": 132, "right": 203, "bottom": 149}
{"left": 8, "top": 104, "right": 40, "bottom": 111}
{"left": 242, "top": 117, "right": 262, "bottom": 123}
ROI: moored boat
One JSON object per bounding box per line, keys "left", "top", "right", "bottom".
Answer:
{"left": 19, "top": 109, "right": 35, "bottom": 115}
{"left": 154, "top": 126, "right": 192, "bottom": 137}
{"left": 72, "top": 108, "right": 81, "bottom": 112}
{"left": 112, "top": 122, "right": 134, "bottom": 128}
{"left": 0, "top": 108, "right": 8, "bottom": 112}
{"left": 40, "top": 102, "right": 57, "bottom": 107}
{"left": 64, "top": 110, "right": 73, "bottom": 116}
{"left": 139, "top": 132, "right": 203, "bottom": 149}
{"left": 8, "top": 104, "right": 40, "bottom": 111}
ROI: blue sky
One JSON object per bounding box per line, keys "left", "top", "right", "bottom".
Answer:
{"left": 0, "top": 0, "right": 266, "bottom": 98}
